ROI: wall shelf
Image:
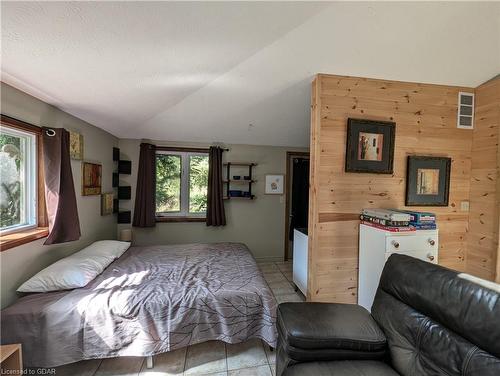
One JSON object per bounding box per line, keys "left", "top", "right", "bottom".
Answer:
{"left": 224, "top": 162, "right": 256, "bottom": 200}
{"left": 223, "top": 180, "right": 257, "bottom": 183}
{"left": 113, "top": 147, "right": 132, "bottom": 223}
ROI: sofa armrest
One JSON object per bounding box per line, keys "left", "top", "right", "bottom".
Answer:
{"left": 277, "top": 302, "right": 386, "bottom": 353}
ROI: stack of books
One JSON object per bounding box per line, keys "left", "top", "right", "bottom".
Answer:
{"left": 360, "top": 209, "right": 413, "bottom": 232}
{"left": 360, "top": 209, "right": 437, "bottom": 232}
{"left": 395, "top": 210, "right": 437, "bottom": 230}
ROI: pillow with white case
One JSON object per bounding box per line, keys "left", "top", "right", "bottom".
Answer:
{"left": 17, "top": 240, "right": 131, "bottom": 293}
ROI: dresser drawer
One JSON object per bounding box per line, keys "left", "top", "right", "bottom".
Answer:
{"left": 385, "top": 248, "right": 438, "bottom": 264}
{"left": 385, "top": 233, "right": 438, "bottom": 253}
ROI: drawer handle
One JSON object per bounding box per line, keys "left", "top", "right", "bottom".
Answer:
{"left": 427, "top": 254, "right": 435, "bottom": 262}
{"left": 392, "top": 241, "right": 400, "bottom": 249}
{"left": 428, "top": 239, "right": 436, "bottom": 246}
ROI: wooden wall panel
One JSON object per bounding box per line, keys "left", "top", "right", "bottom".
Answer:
{"left": 308, "top": 74, "right": 475, "bottom": 303}
{"left": 466, "top": 78, "right": 500, "bottom": 282}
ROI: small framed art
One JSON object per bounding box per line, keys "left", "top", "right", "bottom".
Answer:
{"left": 101, "top": 193, "right": 113, "bottom": 215}
{"left": 265, "top": 174, "right": 284, "bottom": 194}
{"left": 345, "top": 118, "right": 395, "bottom": 174}
{"left": 406, "top": 156, "right": 451, "bottom": 206}
{"left": 82, "top": 162, "right": 102, "bottom": 196}
{"left": 69, "top": 131, "right": 84, "bottom": 160}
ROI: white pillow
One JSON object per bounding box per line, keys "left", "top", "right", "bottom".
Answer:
{"left": 77, "top": 240, "right": 131, "bottom": 259}
{"left": 17, "top": 240, "right": 131, "bottom": 293}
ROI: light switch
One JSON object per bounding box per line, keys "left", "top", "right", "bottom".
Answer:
{"left": 460, "top": 201, "right": 470, "bottom": 212}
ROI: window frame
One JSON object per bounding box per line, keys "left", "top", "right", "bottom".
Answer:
{"left": 155, "top": 147, "right": 209, "bottom": 222}
{"left": 0, "top": 115, "right": 48, "bottom": 251}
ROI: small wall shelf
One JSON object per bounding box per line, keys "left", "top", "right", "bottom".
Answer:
{"left": 223, "top": 162, "right": 257, "bottom": 200}
{"left": 113, "top": 147, "right": 132, "bottom": 223}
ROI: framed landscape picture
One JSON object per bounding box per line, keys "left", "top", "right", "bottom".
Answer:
{"left": 345, "top": 118, "right": 395, "bottom": 174}
{"left": 82, "top": 162, "right": 102, "bottom": 196}
{"left": 69, "top": 131, "right": 84, "bottom": 160}
{"left": 406, "top": 156, "right": 451, "bottom": 206}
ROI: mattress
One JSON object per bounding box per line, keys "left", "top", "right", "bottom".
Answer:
{"left": 0, "top": 242, "right": 278, "bottom": 367}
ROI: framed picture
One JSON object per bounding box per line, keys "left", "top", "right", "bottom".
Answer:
{"left": 345, "top": 118, "right": 395, "bottom": 174}
{"left": 82, "top": 162, "right": 102, "bottom": 196}
{"left": 101, "top": 192, "right": 113, "bottom": 215}
{"left": 69, "top": 131, "right": 84, "bottom": 160}
{"left": 265, "top": 174, "right": 284, "bottom": 194}
{"left": 406, "top": 156, "right": 451, "bottom": 206}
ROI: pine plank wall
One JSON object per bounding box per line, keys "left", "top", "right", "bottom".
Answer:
{"left": 307, "top": 74, "right": 499, "bottom": 303}
{"left": 467, "top": 78, "right": 500, "bottom": 282}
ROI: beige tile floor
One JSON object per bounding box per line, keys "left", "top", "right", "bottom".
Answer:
{"left": 36, "top": 261, "right": 303, "bottom": 376}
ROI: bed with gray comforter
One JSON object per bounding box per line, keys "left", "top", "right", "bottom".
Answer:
{"left": 0, "top": 243, "right": 278, "bottom": 367}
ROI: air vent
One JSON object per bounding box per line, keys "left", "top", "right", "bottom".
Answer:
{"left": 457, "top": 92, "right": 474, "bottom": 129}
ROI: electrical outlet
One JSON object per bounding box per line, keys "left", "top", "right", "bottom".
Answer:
{"left": 460, "top": 201, "right": 470, "bottom": 212}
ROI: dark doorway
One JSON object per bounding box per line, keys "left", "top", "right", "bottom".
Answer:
{"left": 284, "top": 152, "right": 310, "bottom": 260}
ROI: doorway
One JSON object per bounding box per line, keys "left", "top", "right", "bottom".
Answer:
{"left": 284, "top": 151, "right": 310, "bottom": 260}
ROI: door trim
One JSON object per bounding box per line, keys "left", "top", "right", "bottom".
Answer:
{"left": 284, "top": 151, "right": 310, "bottom": 261}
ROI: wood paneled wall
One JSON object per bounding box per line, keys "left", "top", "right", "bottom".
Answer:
{"left": 466, "top": 77, "right": 500, "bottom": 282}
{"left": 307, "top": 74, "right": 475, "bottom": 303}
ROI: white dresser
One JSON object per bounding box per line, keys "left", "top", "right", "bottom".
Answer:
{"left": 292, "top": 228, "right": 308, "bottom": 296}
{"left": 358, "top": 224, "right": 438, "bottom": 311}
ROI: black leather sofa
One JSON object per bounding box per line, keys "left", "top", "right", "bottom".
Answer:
{"left": 276, "top": 254, "right": 500, "bottom": 375}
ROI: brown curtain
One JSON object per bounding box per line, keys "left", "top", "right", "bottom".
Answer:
{"left": 42, "top": 127, "right": 81, "bottom": 245}
{"left": 133, "top": 143, "right": 156, "bottom": 227}
{"left": 206, "top": 146, "right": 226, "bottom": 226}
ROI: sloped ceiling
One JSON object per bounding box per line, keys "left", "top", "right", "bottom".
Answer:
{"left": 2, "top": 1, "right": 499, "bottom": 147}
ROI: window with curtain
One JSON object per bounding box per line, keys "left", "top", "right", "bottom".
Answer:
{"left": 0, "top": 115, "right": 48, "bottom": 250}
{"left": 0, "top": 125, "right": 37, "bottom": 233}
{"left": 155, "top": 150, "right": 209, "bottom": 220}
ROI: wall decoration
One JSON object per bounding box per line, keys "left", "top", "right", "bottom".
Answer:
{"left": 69, "top": 131, "right": 84, "bottom": 160}
{"left": 406, "top": 156, "right": 451, "bottom": 206}
{"left": 345, "top": 118, "right": 395, "bottom": 174}
{"left": 82, "top": 162, "right": 102, "bottom": 196}
{"left": 101, "top": 192, "right": 114, "bottom": 215}
{"left": 265, "top": 174, "right": 284, "bottom": 194}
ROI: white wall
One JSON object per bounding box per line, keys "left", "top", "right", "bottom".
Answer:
{"left": 0, "top": 83, "right": 118, "bottom": 308}
{"left": 118, "top": 139, "right": 308, "bottom": 261}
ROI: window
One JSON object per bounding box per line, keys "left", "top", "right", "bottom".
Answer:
{"left": 155, "top": 149, "right": 209, "bottom": 220}
{"left": 0, "top": 125, "right": 37, "bottom": 233}
{"left": 0, "top": 115, "right": 47, "bottom": 251}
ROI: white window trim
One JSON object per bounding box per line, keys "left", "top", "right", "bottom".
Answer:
{"left": 155, "top": 150, "right": 208, "bottom": 218}
{"left": 457, "top": 92, "right": 474, "bottom": 129}
{"left": 0, "top": 125, "right": 38, "bottom": 235}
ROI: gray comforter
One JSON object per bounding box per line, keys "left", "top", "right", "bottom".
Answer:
{"left": 0, "top": 243, "right": 278, "bottom": 367}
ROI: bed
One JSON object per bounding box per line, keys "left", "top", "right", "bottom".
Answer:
{"left": 0, "top": 242, "right": 278, "bottom": 367}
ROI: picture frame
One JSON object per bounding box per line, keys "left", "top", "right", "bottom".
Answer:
{"left": 345, "top": 118, "right": 395, "bottom": 174}
{"left": 406, "top": 156, "right": 451, "bottom": 206}
{"left": 82, "top": 162, "right": 102, "bottom": 196}
{"left": 69, "top": 131, "right": 84, "bottom": 160}
{"left": 265, "top": 174, "right": 284, "bottom": 195}
{"left": 101, "top": 192, "right": 114, "bottom": 215}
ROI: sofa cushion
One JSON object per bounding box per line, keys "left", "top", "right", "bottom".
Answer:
{"left": 277, "top": 302, "right": 386, "bottom": 351}
{"left": 283, "top": 360, "right": 399, "bottom": 376}
{"left": 373, "top": 287, "right": 500, "bottom": 376}
{"left": 376, "top": 254, "right": 500, "bottom": 358}
{"left": 372, "top": 254, "right": 500, "bottom": 376}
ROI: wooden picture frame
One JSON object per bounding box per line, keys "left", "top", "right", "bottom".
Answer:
{"left": 82, "top": 162, "right": 102, "bottom": 196}
{"left": 345, "top": 118, "right": 395, "bottom": 174}
{"left": 406, "top": 156, "right": 451, "bottom": 206}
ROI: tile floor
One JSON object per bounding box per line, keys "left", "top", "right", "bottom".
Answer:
{"left": 39, "top": 261, "right": 303, "bottom": 376}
